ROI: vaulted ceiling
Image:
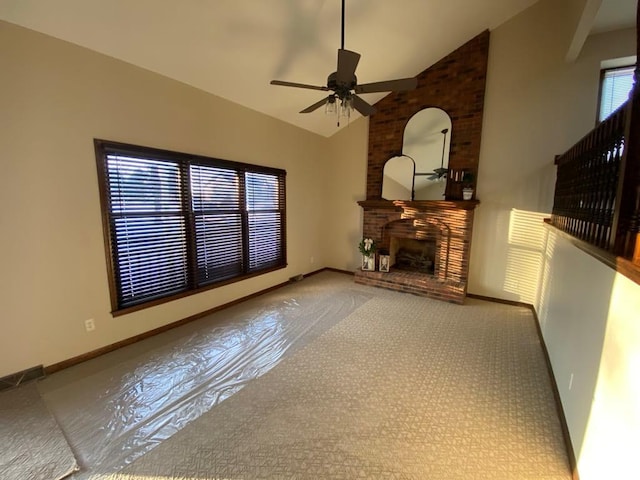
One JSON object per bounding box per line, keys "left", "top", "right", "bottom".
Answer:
{"left": 0, "top": 0, "right": 635, "bottom": 137}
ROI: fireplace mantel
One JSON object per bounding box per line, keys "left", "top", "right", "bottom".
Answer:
{"left": 358, "top": 199, "right": 480, "bottom": 211}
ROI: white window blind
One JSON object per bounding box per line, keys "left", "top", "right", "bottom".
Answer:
{"left": 107, "top": 155, "right": 189, "bottom": 305}
{"left": 599, "top": 66, "right": 635, "bottom": 122}
{"left": 246, "top": 172, "right": 284, "bottom": 270}
{"left": 191, "top": 164, "right": 244, "bottom": 285}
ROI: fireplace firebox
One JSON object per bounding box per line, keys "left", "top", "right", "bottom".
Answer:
{"left": 390, "top": 237, "right": 436, "bottom": 274}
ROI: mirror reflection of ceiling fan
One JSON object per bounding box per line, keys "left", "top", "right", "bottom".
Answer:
{"left": 413, "top": 128, "right": 449, "bottom": 181}
{"left": 270, "top": 0, "right": 418, "bottom": 123}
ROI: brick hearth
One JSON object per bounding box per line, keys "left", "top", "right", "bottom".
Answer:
{"left": 355, "top": 200, "right": 478, "bottom": 304}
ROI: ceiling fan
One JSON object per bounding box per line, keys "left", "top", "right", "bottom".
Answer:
{"left": 427, "top": 128, "right": 449, "bottom": 180}
{"left": 270, "top": 0, "right": 418, "bottom": 121}
{"left": 413, "top": 128, "right": 449, "bottom": 181}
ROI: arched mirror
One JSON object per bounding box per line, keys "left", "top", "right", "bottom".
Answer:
{"left": 382, "top": 108, "right": 452, "bottom": 200}
{"left": 381, "top": 155, "right": 415, "bottom": 200}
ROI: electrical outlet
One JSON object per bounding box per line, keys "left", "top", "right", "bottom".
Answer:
{"left": 310, "top": 256, "right": 314, "bottom": 264}
{"left": 84, "top": 319, "right": 96, "bottom": 332}
{"left": 568, "top": 373, "right": 574, "bottom": 390}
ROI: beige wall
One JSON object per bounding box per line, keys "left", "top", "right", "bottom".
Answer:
{"left": 538, "top": 230, "right": 640, "bottom": 479}
{"left": 0, "top": 21, "right": 328, "bottom": 377}
{"left": 470, "top": 0, "right": 635, "bottom": 300}
{"left": 324, "top": 118, "right": 369, "bottom": 271}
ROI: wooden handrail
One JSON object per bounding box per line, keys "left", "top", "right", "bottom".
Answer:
{"left": 551, "top": 101, "right": 628, "bottom": 251}
{"left": 551, "top": 79, "right": 640, "bottom": 266}
{"left": 546, "top": 0, "right": 640, "bottom": 272}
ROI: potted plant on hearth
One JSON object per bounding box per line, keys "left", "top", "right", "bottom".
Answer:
{"left": 462, "top": 171, "right": 475, "bottom": 200}
{"left": 358, "top": 237, "right": 377, "bottom": 271}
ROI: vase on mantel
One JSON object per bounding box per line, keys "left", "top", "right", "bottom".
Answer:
{"left": 462, "top": 171, "right": 475, "bottom": 200}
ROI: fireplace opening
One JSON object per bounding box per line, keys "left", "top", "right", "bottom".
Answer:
{"left": 390, "top": 237, "right": 436, "bottom": 274}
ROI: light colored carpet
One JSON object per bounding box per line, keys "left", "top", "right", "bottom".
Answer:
{"left": 103, "top": 284, "right": 570, "bottom": 479}
{"left": 0, "top": 383, "right": 78, "bottom": 480}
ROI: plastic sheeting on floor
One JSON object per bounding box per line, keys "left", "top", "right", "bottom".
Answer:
{"left": 37, "top": 273, "right": 372, "bottom": 479}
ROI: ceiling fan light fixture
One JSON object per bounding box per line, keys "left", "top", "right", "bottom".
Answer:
{"left": 340, "top": 96, "right": 352, "bottom": 118}
{"left": 325, "top": 95, "right": 337, "bottom": 115}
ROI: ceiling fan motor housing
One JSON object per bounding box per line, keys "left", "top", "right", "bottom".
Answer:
{"left": 327, "top": 72, "right": 357, "bottom": 99}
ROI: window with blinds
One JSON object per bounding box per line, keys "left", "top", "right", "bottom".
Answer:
{"left": 599, "top": 66, "right": 635, "bottom": 122}
{"left": 246, "top": 172, "right": 285, "bottom": 270}
{"left": 95, "top": 140, "right": 286, "bottom": 314}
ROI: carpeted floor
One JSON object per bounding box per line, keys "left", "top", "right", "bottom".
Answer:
{"left": 100, "top": 276, "right": 570, "bottom": 479}
{"left": 0, "top": 383, "right": 77, "bottom": 480}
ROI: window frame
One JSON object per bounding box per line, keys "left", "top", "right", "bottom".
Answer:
{"left": 596, "top": 65, "right": 635, "bottom": 124}
{"left": 94, "top": 139, "right": 287, "bottom": 316}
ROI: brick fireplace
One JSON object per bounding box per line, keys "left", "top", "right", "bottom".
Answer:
{"left": 355, "top": 200, "right": 477, "bottom": 304}
{"left": 354, "top": 32, "right": 489, "bottom": 303}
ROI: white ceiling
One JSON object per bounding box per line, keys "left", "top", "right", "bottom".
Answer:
{"left": 0, "top": 0, "right": 635, "bottom": 137}
{"left": 592, "top": 0, "right": 636, "bottom": 34}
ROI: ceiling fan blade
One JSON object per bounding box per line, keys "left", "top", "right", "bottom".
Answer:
{"left": 351, "top": 95, "right": 376, "bottom": 116}
{"left": 355, "top": 77, "right": 418, "bottom": 94}
{"left": 417, "top": 170, "right": 447, "bottom": 181}
{"left": 270, "top": 80, "right": 329, "bottom": 92}
{"left": 336, "top": 49, "right": 360, "bottom": 84}
{"left": 300, "top": 97, "right": 330, "bottom": 114}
